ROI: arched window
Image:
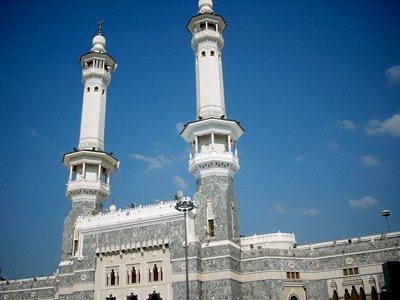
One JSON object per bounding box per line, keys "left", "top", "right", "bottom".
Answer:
{"left": 359, "top": 287, "right": 366, "bottom": 300}
{"left": 131, "top": 267, "right": 137, "bottom": 284}
{"left": 153, "top": 264, "right": 158, "bottom": 282}
{"left": 147, "top": 291, "right": 162, "bottom": 300}
{"left": 332, "top": 290, "right": 339, "bottom": 300}
{"left": 127, "top": 293, "right": 138, "bottom": 300}
{"left": 94, "top": 86, "right": 99, "bottom": 92}
{"left": 110, "top": 269, "right": 116, "bottom": 286}
{"left": 370, "top": 286, "right": 378, "bottom": 300}
{"left": 290, "top": 296, "right": 299, "bottom": 300}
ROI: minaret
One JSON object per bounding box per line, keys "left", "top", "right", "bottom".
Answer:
{"left": 61, "top": 22, "right": 119, "bottom": 260}
{"left": 181, "top": 1, "right": 244, "bottom": 242}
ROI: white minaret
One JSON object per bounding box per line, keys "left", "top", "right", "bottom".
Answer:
{"left": 181, "top": 1, "right": 243, "bottom": 179}
{"left": 61, "top": 22, "right": 119, "bottom": 260}
{"left": 62, "top": 22, "right": 118, "bottom": 210}
{"left": 191, "top": 0, "right": 226, "bottom": 120}
{"left": 78, "top": 21, "right": 116, "bottom": 151}
{"left": 181, "top": 1, "right": 243, "bottom": 242}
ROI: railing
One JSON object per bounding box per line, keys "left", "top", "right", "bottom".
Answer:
{"left": 75, "top": 200, "right": 180, "bottom": 229}
{"left": 67, "top": 179, "right": 109, "bottom": 193}
{"left": 193, "top": 30, "right": 223, "bottom": 42}
{"left": 241, "top": 232, "right": 296, "bottom": 247}
{"left": 190, "top": 151, "right": 239, "bottom": 165}
{"left": 296, "top": 231, "right": 400, "bottom": 250}
{"left": 0, "top": 275, "right": 56, "bottom": 285}
{"left": 82, "top": 68, "right": 110, "bottom": 81}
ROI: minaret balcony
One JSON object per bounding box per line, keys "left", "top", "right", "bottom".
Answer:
{"left": 66, "top": 179, "right": 110, "bottom": 201}
{"left": 82, "top": 68, "right": 110, "bottom": 83}
{"left": 192, "top": 30, "right": 224, "bottom": 46}
{"left": 189, "top": 151, "right": 240, "bottom": 177}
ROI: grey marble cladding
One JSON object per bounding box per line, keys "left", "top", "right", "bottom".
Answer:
{"left": 242, "top": 280, "right": 284, "bottom": 300}
{"left": 0, "top": 277, "right": 56, "bottom": 300}
{"left": 194, "top": 175, "right": 240, "bottom": 242}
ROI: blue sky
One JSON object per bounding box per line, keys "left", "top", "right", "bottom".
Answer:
{"left": 1, "top": 0, "right": 399, "bottom": 279}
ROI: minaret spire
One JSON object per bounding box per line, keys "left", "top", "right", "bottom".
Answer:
{"left": 189, "top": 0, "right": 227, "bottom": 120}
{"left": 97, "top": 20, "right": 103, "bottom": 35}
{"left": 79, "top": 22, "right": 115, "bottom": 150}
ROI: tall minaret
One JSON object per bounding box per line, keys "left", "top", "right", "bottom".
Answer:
{"left": 193, "top": 0, "right": 226, "bottom": 120}
{"left": 61, "top": 22, "right": 119, "bottom": 260}
{"left": 181, "top": 1, "right": 244, "bottom": 242}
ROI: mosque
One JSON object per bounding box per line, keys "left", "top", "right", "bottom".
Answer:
{"left": 1, "top": 1, "right": 399, "bottom": 299}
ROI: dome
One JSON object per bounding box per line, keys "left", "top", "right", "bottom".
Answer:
{"left": 199, "top": 0, "right": 213, "bottom": 14}
{"left": 91, "top": 34, "right": 106, "bottom": 53}
{"left": 109, "top": 202, "right": 116, "bottom": 213}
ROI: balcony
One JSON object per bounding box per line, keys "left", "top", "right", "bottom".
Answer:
{"left": 66, "top": 179, "right": 110, "bottom": 201}
{"left": 188, "top": 151, "right": 240, "bottom": 176}
{"left": 82, "top": 68, "right": 110, "bottom": 83}
{"left": 192, "top": 30, "right": 224, "bottom": 45}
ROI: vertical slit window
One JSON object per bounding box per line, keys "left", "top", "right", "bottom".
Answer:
{"left": 110, "top": 269, "right": 116, "bottom": 285}
{"left": 208, "top": 219, "right": 215, "bottom": 237}
{"left": 153, "top": 264, "right": 159, "bottom": 282}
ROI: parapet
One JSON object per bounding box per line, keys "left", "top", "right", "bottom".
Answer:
{"left": 75, "top": 200, "right": 182, "bottom": 230}
{"left": 241, "top": 232, "right": 297, "bottom": 250}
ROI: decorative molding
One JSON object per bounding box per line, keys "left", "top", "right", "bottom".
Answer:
{"left": 345, "top": 257, "right": 353, "bottom": 265}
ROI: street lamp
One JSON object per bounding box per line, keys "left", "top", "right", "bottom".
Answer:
{"left": 175, "top": 191, "right": 195, "bottom": 300}
{"left": 380, "top": 209, "right": 392, "bottom": 233}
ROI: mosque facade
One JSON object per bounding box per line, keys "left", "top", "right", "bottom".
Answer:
{"left": 1, "top": 1, "right": 399, "bottom": 300}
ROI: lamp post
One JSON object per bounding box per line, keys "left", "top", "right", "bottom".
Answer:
{"left": 175, "top": 192, "right": 195, "bottom": 300}
{"left": 380, "top": 209, "right": 392, "bottom": 233}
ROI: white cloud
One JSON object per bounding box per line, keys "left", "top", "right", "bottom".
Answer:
{"left": 366, "top": 112, "right": 400, "bottom": 137}
{"left": 273, "top": 204, "right": 287, "bottom": 215}
{"left": 301, "top": 208, "right": 319, "bottom": 216}
{"left": 329, "top": 141, "right": 340, "bottom": 148}
{"left": 129, "top": 154, "right": 170, "bottom": 173}
{"left": 294, "top": 154, "right": 305, "bottom": 163}
{"left": 26, "top": 127, "right": 39, "bottom": 137}
{"left": 175, "top": 122, "right": 184, "bottom": 133}
{"left": 362, "top": 155, "right": 382, "bottom": 167}
{"left": 386, "top": 65, "right": 400, "bottom": 85}
{"left": 173, "top": 175, "right": 188, "bottom": 190}
{"left": 348, "top": 196, "right": 379, "bottom": 209}
{"left": 338, "top": 120, "right": 356, "bottom": 131}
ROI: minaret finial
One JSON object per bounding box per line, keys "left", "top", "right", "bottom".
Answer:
{"left": 198, "top": 0, "right": 214, "bottom": 14}
{"left": 97, "top": 20, "right": 103, "bottom": 35}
